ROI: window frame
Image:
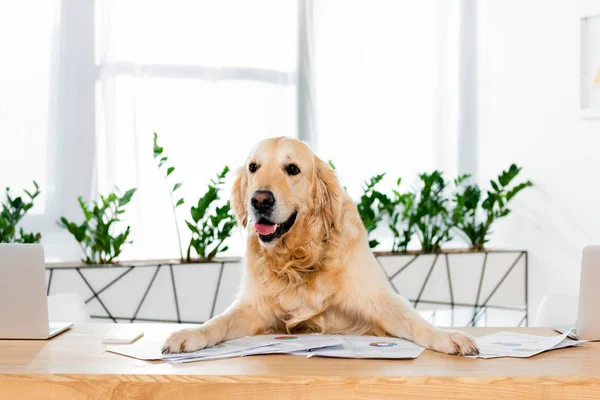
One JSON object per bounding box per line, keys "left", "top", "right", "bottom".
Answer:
{"left": 24, "top": 0, "right": 313, "bottom": 236}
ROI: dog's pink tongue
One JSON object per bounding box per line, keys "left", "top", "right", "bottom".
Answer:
{"left": 255, "top": 223, "right": 277, "bottom": 235}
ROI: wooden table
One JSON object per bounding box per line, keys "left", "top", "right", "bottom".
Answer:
{"left": 0, "top": 324, "right": 598, "bottom": 399}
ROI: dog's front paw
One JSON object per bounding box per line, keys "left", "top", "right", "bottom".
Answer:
{"left": 430, "top": 330, "right": 479, "bottom": 356}
{"left": 161, "top": 329, "right": 208, "bottom": 354}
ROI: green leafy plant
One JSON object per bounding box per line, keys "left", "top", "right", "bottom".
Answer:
{"left": 185, "top": 166, "right": 237, "bottom": 261}
{"left": 58, "top": 188, "right": 136, "bottom": 265}
{"left": 0, "top": 181, "right": 41, "bottom": 243}
{"left": 403, "top": 171, "right": 453, "bottom": 253}
{"left": 383, "top": 178, "right": 415, "bottom": 253}
{"left": 153, "top": 133, "right": 185, "bottom": 260}
{"left": 452, "top": 164, "right": 532, "bottom": 251}
{"left": 356, "top": 173, "right": 391, "bottom": 249}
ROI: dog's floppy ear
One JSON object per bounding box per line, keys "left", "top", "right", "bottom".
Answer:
{"left": 314, "top": 157, "right": 343, "bottom": 231}
{"left": 231, "top": 166, "right": 248, "bottom": 228}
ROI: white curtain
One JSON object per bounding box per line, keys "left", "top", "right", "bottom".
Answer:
{"left": 0, "top": 0, "right": 463, "bottom": 261}
{"left": 0, "top": 1, "right": 60, "bottom": 214}
{"left": 94, "top": 0, "right": 298, "bottom": 260}
{"left": 313, "top": 0, "right": 461, "bottom": 200}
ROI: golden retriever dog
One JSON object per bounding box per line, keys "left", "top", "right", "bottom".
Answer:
{"left": 162, "top": 137, "right": 479, "bottom": 356}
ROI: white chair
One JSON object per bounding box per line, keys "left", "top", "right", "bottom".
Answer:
{"left": 534, "top": 293, "right": 578, "bottom": 327}
{"left": 47, "top": 293, "right": 90, "bottom": 324}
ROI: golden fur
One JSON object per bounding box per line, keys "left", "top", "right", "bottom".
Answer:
{"left": 162, "top": 137, "right": 479, "bottom": 356}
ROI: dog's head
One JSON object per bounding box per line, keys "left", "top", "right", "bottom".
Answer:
{"left": 231, "top": 137, "right": 343, "bottom": 246}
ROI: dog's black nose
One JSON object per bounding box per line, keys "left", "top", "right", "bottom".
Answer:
{"left": 251, "top": 190, "right": 275, "bottom": 212}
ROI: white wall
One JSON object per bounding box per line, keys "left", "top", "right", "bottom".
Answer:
{"left": 477, "top": 0, "right": 600, "bottom": 319}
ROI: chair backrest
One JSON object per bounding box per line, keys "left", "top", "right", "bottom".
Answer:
{"left": 47, "top": 293, "right": 90, "bottom": 324}
{"left": 534, "top": 293, "right": 578, "bottom": 327}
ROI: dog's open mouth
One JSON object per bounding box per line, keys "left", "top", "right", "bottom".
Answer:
{"left": 254, "top": 212, "right": 298, "bottom": 243}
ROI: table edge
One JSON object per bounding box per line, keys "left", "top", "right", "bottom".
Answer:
{"left": 2, "top": 374, "right": 600, "bottom": 385}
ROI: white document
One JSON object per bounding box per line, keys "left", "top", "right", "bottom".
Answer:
{"left": 102, "top": 331, "right": 144, "bottom": 344}
{"left": 106, "top": 337, "right": 169, "bottom": 360}
{"left": 168, "top": 344, "right": 288, "bottom": 363}
{"left": 237, "top": 334, "right": 346, "bottom": 355}
{"left": 296, "top": 335, "right": 425, "bottom": 359}
{"left": 106, "top": 336, "right": 279, "bottom": 361}
{"left": 168, "top": 334, "right": 346, "bottom": 363}
{"left": 469, "top": 330, "right": 585, "bottom": 359}
{"left": 106, "top": 333, "right": 346, "bottom": 362}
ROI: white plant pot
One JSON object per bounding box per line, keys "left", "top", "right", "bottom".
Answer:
{"left": 46, "top": 259, "right": 243, "bottom": 324}
{"left": 375, "top": 250, "right": 528, "bottom": 327}
{"left": 46, "top": 250, "right": 527, "bottom": 327}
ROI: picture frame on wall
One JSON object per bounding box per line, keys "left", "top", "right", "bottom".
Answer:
{"left": 580, "top": 11, "right": 600, "bottom": 119}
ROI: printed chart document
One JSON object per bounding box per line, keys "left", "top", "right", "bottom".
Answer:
{"left": 167, "top": 334, "right": 345, "bottom": 363}
{"left": 106, "top": 336, "right": 280, "bottom": 361}
{"left": 106, "top": 334, "right": 346, "bottom": 363}
{"left": 108, "top": 331, "right": 583, "bottom": 363}
{"left": 469, "top": 330, "right": 585, "bottom": 359}
{"left": 295, "top": 335, "right": 426, "bottom": 359}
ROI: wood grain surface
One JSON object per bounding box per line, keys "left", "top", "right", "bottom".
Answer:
{"left": 0, "top": 324, "right": 598, "bottom": 399}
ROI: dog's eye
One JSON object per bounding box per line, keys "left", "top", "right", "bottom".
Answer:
{"left": 249, "top": 163, "right": 258, "bottom": 173}
{"left": 286, "top": 164, "right": 300, "bottom": 176}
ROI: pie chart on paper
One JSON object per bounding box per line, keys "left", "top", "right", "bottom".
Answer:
{"left": 369, "top": 341, "right": 398, "bottom": 348}
{"left": 274, "top": 335, "right": 298, "bottom": 340}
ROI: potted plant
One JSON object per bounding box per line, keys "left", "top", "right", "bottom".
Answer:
{"left": 48, "top": 134, "right": 241, "bottom": 324}
{"left": 452, "top": 164, "right": 532, "bottom": 251}
{"left": 372, "top": 166, "right": 531, "bottom": 328}
{"left": 0, "top": 181, "right": 41, "bottom": 243}
{"left": 356, "top": 173, "right": 389, "bottom": 249}
{"left": 184, "top": 166, "right": 237, "bottom": 262}
{"left": 381, "top": 171, "right": 454, "bottom": 254}
{"left": 58, "top": 188, "right": 136, "bottom": 265}
{"left": 153, "top": 133, "right": 237, "bottom": 263}
{"left": 153, "top": 132, "right": 186, "bottom": 260}
{"left": 155, "top": 132, "right": 238, "bottom": 321}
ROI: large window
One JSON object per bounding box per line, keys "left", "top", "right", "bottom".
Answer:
{"left": 94, "top": 0, "right": 298, "bottom": 192}
{"left": 314, "top": 0, "right": 460, "bottom": 199}
{"left": 0, "top": 0, "right": 466, "bottom": 261}
{"left": 93, "top": 0, "right": 298, "bottom": 259}
{"left": 0, "top": 1, "right": 59, "bottom": 213}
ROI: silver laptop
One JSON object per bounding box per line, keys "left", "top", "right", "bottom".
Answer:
{"left": 554, "top": 246, "right": 600, "bottom": 340}
{"left": 0, "top": 244, "right": 72, "bottom": 339}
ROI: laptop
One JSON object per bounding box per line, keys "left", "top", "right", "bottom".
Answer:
{"left": 0, "top": 244, "right": 72, "bottom": 339}
{"left": 554, "top": 246, "right": 600, "bottom": 340}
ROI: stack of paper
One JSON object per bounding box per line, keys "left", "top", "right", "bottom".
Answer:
{"left": 106, "top": 333, "right": 425, "bottom": 362}
{"left": 105, "top": 336, "right": 274, "bottom": 361}
{"left": 166, "top": 335, "right": 347, "bottom": 364}
{"left": 292, "top": 335, "right": 426, "bottom": 359}
{"left": 469, "top": 330, "right": 586, "bottom": 359}
{"left": 106, "top": 331, "right": 585, "bottom": 363}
